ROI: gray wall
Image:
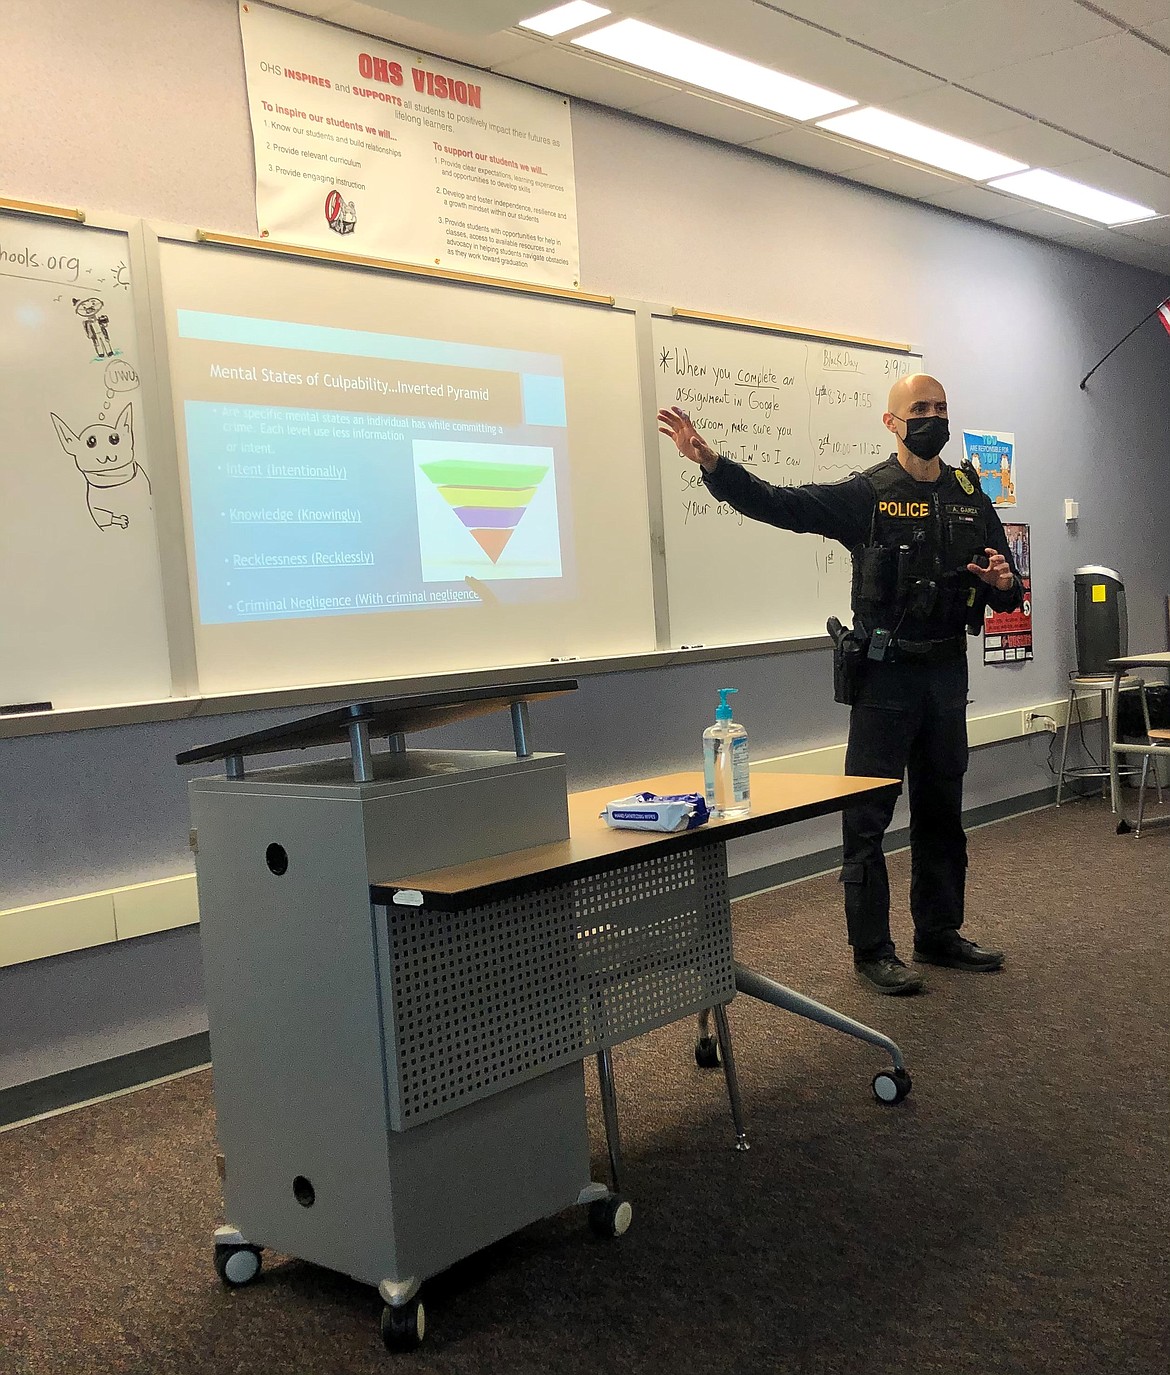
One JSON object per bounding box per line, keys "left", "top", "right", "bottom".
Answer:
{"left": 2, "top": 0, "right": 1168, "bottom": 1090}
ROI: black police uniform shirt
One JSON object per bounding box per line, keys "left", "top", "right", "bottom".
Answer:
{"left": 701, "top": 452, "right": 1023, "bottom": 643}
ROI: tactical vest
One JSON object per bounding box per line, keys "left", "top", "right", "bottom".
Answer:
{"left": 851, "top": 457, "right": 992, "bottom": 636}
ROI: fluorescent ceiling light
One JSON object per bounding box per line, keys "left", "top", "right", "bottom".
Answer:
{"left": 816, "top": 107, "right": 1027, "bottom": 181}
{"left": 573, "top": 18, "right": 856, "bottom": 122}
{"left": 520, "top": 3, "right": 610, "bottom": 36}
{"left": 986, "top": 168, "right": 1159, "bottom": 226}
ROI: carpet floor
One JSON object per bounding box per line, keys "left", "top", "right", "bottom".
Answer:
{"left": 1, "top": 798, "right": 1166, "bottom": 1375}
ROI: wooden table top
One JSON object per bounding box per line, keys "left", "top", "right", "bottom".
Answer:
{"left": 1110, "top": 652, "right": 1170, "bottom": 672}
{"left": 370, "top": 769, "right": 899, "bottom": 911}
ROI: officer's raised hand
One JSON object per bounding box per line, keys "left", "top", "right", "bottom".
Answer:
{"left": 657, "top": 406, "right": 720, "bottom": 472}
{"left": 967, "top": 546, "right": 1014, "bottom": 591}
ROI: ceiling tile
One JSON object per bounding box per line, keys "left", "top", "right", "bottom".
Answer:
{"left": 347, "top": 0, "right": 538, "bottom": 31}
{"left": 1098, "top": 237, "right": 1170, "bottom": 272}
{"left": 842, "top": 157, "right": 967, "bottom": 199}
{"left": 633, "top": 88, "right": 792, "bottom": 142}
{"left": 491, "top": 44, "right": 678, "bottom": 106}
{"left": 1084, "top": 2, "right": 1170, "bottom": 26}
{"left": 980, "top": 119, "right": 1104, "bottom": 168}
{"left": 745, "top": 124, "right": 880, "bottom": 174}
{"left": 1139, "top": 16, "right": 1170, "bottom": 40}
{"left": 322, "top": 1, "right": 541, "bottom": 63}
{"left": 974, "top": 33, "right": 1170, "bottom": 117}
{"left": 1109, "top": 214, "right": 1170, "bottom": 244}
{"left": 288, "top": 0, "right": 352, "bottom": 16}
{"left": 620, "top": 0, "right": 944, "bottom": 104}
{"left": 849, "top": 1, "right": 1120, "bottom": 81}
{"left": 1054, "top": 89, "right": 1170, "bottom": 169}
{"left": 919, "top": 182, "right": 1030, "bottom": 219}
{"left": 741, "top": 0, "right": 972, "bottom": 34}
{"left": 990, "top": 204, "right": 1105, "bottom": 237}
{"left": 876, "top": 84, "right": 1029, "bottom": 138}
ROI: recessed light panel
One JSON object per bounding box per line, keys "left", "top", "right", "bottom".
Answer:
{"left": 573, "top": 18, "right": 856, "bottom": 122}
{"left": 816, "top": 108, "right": 1027, "bottom": 181}
{"left": 986, "top": 169, "right": 1159, "bottom": 226}
{"left": 520, "top": 3, "right": 610, "bottom": 37}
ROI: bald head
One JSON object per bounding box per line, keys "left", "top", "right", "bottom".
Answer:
{"left": 887, "top": 373, "right": 947, "bottom": 416}
{"left": 884, "top": 373, "right": 950, "bottom": 474}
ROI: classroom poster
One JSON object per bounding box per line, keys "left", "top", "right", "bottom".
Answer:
{"left": 238, "top": 1, "right": 580, "bottom": 288}
{"left": 963, "top": 429, "right": 1016, "bottom": 506}
{"left": 984, "top": 522, "right": 1033, "bottom": 664}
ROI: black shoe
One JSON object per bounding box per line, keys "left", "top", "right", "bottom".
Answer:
{"left": 855, "top": 954, "right": 924, "bottom": 995}
{"left": 913, "top": 935, "right": 1004, "bottom": 971}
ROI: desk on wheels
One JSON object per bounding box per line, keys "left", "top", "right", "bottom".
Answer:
{"left": 372, "top": 768, "right": 913, "bottom": 1144}
{"left": 1107, "top": 651, "right": 1170, "bottom": 829}
{"left": 180, "top": 685, "right": 902, "bottom": 1353}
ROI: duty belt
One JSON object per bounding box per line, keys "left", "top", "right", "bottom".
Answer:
{"left": 889, "top": 634, "right": 967, "bottom": 665}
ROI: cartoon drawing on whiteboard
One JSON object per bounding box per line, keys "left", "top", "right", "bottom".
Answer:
{"left": 73, "top": 296, "right": 116, "bottom": 358}
{"left": 50, "top": 403, "right": 151, "bottom": 531}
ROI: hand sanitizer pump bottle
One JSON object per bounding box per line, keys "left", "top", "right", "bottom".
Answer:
{"left": 703, "top": 688, "right": 751, "bottom": 819}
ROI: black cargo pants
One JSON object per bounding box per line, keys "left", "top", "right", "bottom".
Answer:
{"left": 840, "top": 653, "right": 969, "bottom": 959}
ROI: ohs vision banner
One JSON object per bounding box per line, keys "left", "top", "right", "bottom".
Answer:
{"left": 238, "top": 1, "right": 580, "bottom": 289}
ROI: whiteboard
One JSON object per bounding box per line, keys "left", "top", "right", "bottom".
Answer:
{"left": 0, "top": 212, "right": 171, "bottom": 711}
{"left": 652, "top": 315, "right": 922, "bottom": 648}
{"left": 156, "top": 240, "right": 656, "bottom": 695}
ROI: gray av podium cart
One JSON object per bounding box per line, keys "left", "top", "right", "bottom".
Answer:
{"left": 180, "top": 682, "right": 908, "bottom": 1353}
{"left": 180, "top": 683, "right": 624, "bottom": 1352}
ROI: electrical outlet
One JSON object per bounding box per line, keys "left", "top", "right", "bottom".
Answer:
{"left": 1024, "top": 712, "right": 1057, "bottom": 734}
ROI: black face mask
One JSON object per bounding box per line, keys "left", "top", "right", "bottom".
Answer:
{"left": 898, "top": 415, "right": 950, "bottom": 460}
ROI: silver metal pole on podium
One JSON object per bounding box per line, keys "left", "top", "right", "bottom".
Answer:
{"left": 348, "top": 718, "right": 375, "bottom": 782}
{"left": 510, "top": 702, "right": 532, "bottom": 758}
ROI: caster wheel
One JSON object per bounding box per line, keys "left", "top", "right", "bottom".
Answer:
{"left": 214, "top": 1243, "right": 262, "bottom": 1288}
{"left": 872, "top": 1067, "right": 912, "bottom": 1105}
{"left": 694, "top": 1035, "right": 721, "bottom": 1069}
{"left": 380, "top": 1296, "right": 426, "bottom": 1352}
{"left": 589, "top": 1195, "right": 633, "bottom": 1238}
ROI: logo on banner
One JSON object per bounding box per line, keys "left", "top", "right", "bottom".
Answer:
{"left": 325, "top": 189, "right": 357, "bottom": 236}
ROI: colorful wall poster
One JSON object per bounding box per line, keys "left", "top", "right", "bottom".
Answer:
{"left": 238, "top": 1, "right": 580, "bottom": 289}
{"left": 984, "top": 522, "right": 1032, "bottom": 664}
{"left": 963, "top": 429, "right": 1016, "bottom": 506}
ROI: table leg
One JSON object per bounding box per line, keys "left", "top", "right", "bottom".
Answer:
{"left": 1108, "top": 670, "right": 1123, "bottom": 817}
{"left": 711, "top": 1003, "right": 749, "bottom": 1152}
{"left": 733, "top": 962, "right": 907, "bottom": 1073}
{"left": 596, "top": 1048, "right": 624, "bottom": 1194}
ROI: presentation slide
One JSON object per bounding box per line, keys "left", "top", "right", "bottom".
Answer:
{"left": 172, "top": 310, "right": 571, "bottom": 625}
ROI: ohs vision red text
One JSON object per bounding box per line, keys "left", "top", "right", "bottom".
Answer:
{"left": 357, "top": 52, "right": 482, "bottom": 108}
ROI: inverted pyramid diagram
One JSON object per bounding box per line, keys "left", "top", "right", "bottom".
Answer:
{"left": 420, "top": 457, "right": 549, "bottom": 563}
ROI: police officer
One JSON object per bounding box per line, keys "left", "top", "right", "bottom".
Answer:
{"left": 657, "top": 374, "right": 1022, "bottom": 994}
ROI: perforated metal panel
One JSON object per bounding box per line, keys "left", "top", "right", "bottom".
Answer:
{"left": 574, "top": 847, "right": 733, "bottom": 1045}
{"left": 380, "top": 845, "right": 735, "bottom": 1130}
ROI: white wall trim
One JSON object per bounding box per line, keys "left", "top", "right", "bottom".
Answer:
{"left": 0, "top": 874, "right": 198, "bottom": 969}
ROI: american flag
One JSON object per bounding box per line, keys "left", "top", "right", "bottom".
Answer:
{"left": 1159, "top": 298, "right": 1170, "bottom": 337}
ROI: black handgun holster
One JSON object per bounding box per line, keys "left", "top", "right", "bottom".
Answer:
{"left": 828, "top": 618, "right": 867, "bottom": 705}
